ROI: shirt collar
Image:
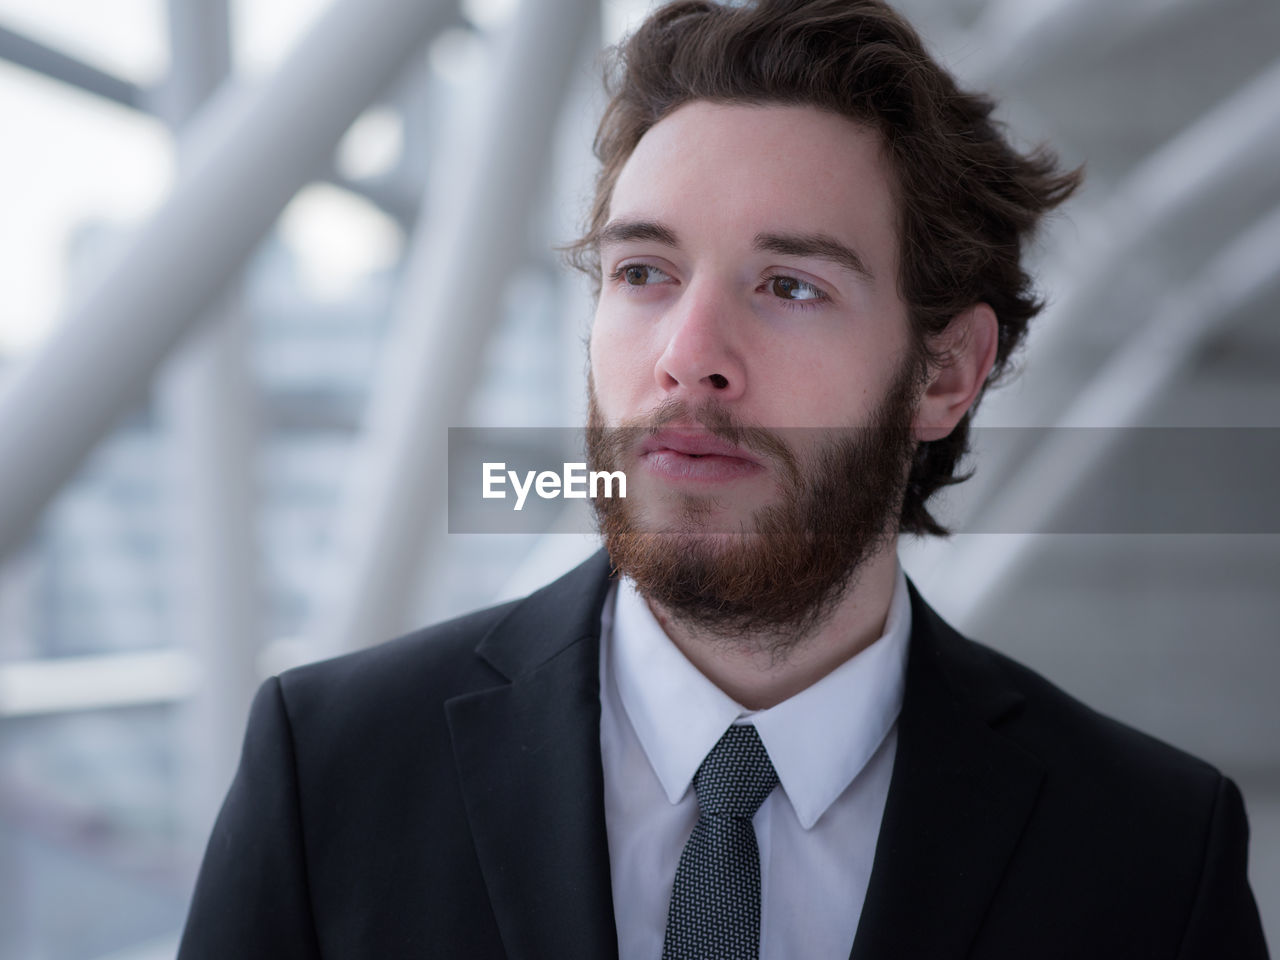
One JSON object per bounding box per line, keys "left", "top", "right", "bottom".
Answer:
{"left": 609, "top": 565, "right": 912, "bottom": 830}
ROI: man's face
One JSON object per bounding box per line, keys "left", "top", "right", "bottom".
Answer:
{"left": 587, "top": 101, "right": 922, "bottom": 640}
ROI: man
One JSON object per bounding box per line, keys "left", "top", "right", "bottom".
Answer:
{"left": 179, "top": 1, "right": 1269, "bottom": 958}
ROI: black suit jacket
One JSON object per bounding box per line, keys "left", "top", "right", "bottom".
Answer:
{"left": 178, "top": 551, "right": 1268, "bottom": 959}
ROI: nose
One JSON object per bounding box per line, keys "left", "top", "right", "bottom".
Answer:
{"left": 654, "top": 282, "right": 747, "bottom": 401}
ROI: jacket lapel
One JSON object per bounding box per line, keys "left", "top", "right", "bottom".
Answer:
{"left": 445, "top": 551, "right": 621, "bottom": 960}
{"left": 850, "top": 583, "right": 1045, "bottom": 960}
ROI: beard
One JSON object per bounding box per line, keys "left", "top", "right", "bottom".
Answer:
{"left": 586, "top": 354, "right": 923, "bottom": 652}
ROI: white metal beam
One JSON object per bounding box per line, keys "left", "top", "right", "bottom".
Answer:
{"left": 0, "top": 0, "right": 459, "bottom": 564}
{"left": 162, "top": 306, "right": 261, "bottom": 848}
{"left": 0, "top": 24, "right": 147, "bottom": 109}
{"left": 948, "top": 57, "right": 1280, "bottom": 537}
{"left": 0, "top": 650, "right": 197, "bottom": 716}
{"left": 911, "top": 201, "right": 1280, "bottom": 628}
{"left": 156, "top": 0, "right": 262, "bottom": 858}
{"left": 966, "top": 0, "right": 1202, "bottom": 89}
{"left": 314, "top": 0, "right": 599, "bottom": 653}
{"left": 986, "top": 56, "right": 1280, "bottom": 430}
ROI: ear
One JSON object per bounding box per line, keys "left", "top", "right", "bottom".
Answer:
{"left": 912, "top": 303, "right": 999, "bottom": 443}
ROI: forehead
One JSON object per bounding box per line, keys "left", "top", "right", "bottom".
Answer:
{"left": 607, "top": 100, "right": 897, "bottom": 262}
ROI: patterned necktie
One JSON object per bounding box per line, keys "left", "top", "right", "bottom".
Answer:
{"left": 662, "top": 723, "right": 780, "bottom": 960}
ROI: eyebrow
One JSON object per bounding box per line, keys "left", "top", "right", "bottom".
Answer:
{"left": 596, "top": 220, "right": 875, "bottom": 284}
{"left": 754, "top": 231, "right": 875, "bottom": 283}
{"left": 597, "top": 219, "right": 680, "bottom": 248}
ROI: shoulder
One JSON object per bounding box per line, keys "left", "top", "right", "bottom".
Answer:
{"left": 268, "top": 599, "right": 521, "bottom": 744}
{"left": 940, "top": 635, "right": 1268, "bottom": 953}
{"left": 968, "top": 636, "right": 1220, "bottom": 794}
{"left": 907, "top": 585, "right": 1232, "bottom": 882}
{"left": 910, "top": 587, "right": 1223, "bottom": 799}
{"left": 266, "top": 549, "right": 615, "bottom": 740}
{"left": 944, "top": 628, "right": 1234, "bottom": 903}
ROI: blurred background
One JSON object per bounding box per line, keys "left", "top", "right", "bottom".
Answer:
{"left": 0, "top": 0, "right": 1276, "bottom": 956}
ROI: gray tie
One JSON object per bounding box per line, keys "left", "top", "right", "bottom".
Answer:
{"left": 662, "top": 724, "right": 779, "bottom": 960}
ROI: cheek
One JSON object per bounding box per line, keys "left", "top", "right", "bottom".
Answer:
{"left": 769, "top": 336, "right": 895, "bottom": 426}
{"left": 587, "top": 313, "right": 621, "bottom": 389}
{"left": 588, "top": 314, "right": 649, "bottom": 419}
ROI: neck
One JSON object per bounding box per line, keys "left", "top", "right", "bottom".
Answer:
{"left": 646, "top": 544, "right": 901, "bottom": 710}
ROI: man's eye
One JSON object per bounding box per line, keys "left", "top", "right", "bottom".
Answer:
{"left": 768, "top": 275, "right": 825, "bottom": 302}
{"left": 617, "top": 264, "right": 670, "bottom": 286}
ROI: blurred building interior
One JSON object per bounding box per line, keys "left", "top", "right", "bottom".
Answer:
{"left": 0, "top": 0, "right": 1276, "bottom": 956}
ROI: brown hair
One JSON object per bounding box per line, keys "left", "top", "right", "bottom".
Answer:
{"left": 568, "top": 0, "right": 1081, "bottom": 535}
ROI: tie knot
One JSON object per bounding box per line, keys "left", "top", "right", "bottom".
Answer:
{"left": 692, "top": 724, "right": 779, "bottom": 819}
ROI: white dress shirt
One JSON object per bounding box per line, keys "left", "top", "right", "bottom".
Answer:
{"left": 599, "top": 566, "right": 912, "bottom": 960}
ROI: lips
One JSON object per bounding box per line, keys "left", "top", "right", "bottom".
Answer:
{"left": 640, "top": 429, "right": 761, "bottom": 462}
{"left": 638, "top": 428, "right": 765, "bottom": 484}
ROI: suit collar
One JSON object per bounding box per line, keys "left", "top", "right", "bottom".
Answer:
{"left": 609, "top": 565, "right": 914, "bottom": 830}
{"left": 473, "top": 548, "right": 615, "bottom": 681}
{"left": 850, "top": 580, "right": 1045, "bottom": 959}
